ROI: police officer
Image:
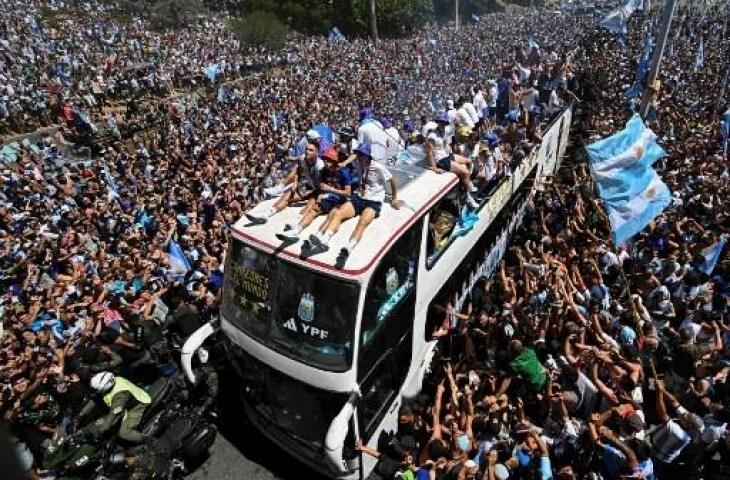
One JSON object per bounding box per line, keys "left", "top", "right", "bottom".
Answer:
{"left": 176, "top": 348, "right": 219, "bottom": 415}
{"left": 77, "top": 372, "right": 151, "bottom": 443}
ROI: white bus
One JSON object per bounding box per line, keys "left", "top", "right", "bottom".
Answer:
{"left": 182, "top": 107, "right": 572, "bottom": 479}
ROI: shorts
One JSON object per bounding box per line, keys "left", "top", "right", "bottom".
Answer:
{"left": 319, "top": 194, "right": 346, "bottom": 213}
{"left": 351, "top": 195, "right": 382, "bottom": 217}
{"left": 437, "top": 154, "right": 453, "bottom": 172}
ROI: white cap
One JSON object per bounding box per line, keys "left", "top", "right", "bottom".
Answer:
{"left": 305, "top": 129, "right": 321, "bottom": 140}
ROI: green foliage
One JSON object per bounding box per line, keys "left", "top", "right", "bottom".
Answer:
{"left": 230, "top": 10, "right": 289, "bottom": 48}
{"left": 113, "top": 0, "right": 205, "bottom": 30}
{"left": 236, "top": 0, "right": 335, "bottom": 35}
{"left": 350, "top": 0, "right": 434, "bottom": 37}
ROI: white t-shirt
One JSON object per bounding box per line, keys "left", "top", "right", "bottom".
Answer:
{"left": 521, "top": 88, "right": 539, "bottom": 111}
{"left": 473, "top": 91, "right": 487, "bottom": 118}
{"left": 488, "top": 85, "right": 498, "bottom": 107}
{"left": 463, "top": 102, "right": 480, "bottom": 124}
{"left": 456, "top": 106, "right": 475, "bottom": 128}
{"left": 357, "top": 120, "right": 387, "bottom": 162}
{"left": 356, "top": 159, "right": 393, "bottom": 203}
{"left": 428, "top": 131, "right": 451, "bottom": 161}
{"left": 384, "top": 126, "right": 404, "bottom": 161}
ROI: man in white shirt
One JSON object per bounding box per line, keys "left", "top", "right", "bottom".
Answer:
{"left": 309, "top": 143, "right": 399, "bottom": 267}
{"left": 357, "top": 107, "right": 387, "bottom": 163}
{"left": 381, "top": 118, "right": 404, "bottom": 162}
{"left": 472, "top": 85, "right": 488, "bottom": 131}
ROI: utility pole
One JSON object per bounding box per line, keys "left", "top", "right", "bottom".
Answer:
{"left": 455, "top": 0, "right": 460, "bottom": 31}
{"left": 369, "top": 0, "right": 379, "bottom": 43}
{"left": 640, "top": 0, "right": 676, "bottom": 118}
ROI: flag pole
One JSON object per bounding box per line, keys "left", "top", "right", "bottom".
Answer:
{"left": 640, "top": 0, "right": 676, "bottom": 119}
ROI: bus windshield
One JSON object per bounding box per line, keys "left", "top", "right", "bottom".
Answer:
{"left": 222, "top": 238, "right": 359, "bottom": 371}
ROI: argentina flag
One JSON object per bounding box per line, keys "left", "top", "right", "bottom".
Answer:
{"left": 167, "top": 240, "right": 192, "bottom": 275}
{"left": 587, "top": 114, "right": 671, "bottom": 245}
{"left": 599, "top": 2, "right": 637, "bottom": 35}
{"left": 698, "top": 235, "right": 727, "bottom": 275}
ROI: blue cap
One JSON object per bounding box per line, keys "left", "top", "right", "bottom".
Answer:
{"left": 619, "top": 326, "right": 636, "bottom": 345}
{"left": 359, "top": 107, "right": 375, "bottom": 121}
{"left": 485, "top": 132, "right": 501, "bottom": 147}
{"left": 354, "top": 143, "right": 372, "bottom": 158}
{"left": 435, "top": 111, "right": 449, "bottom": 124}
{"left": 380, "top": 117, "right": 392, "bottom": 129}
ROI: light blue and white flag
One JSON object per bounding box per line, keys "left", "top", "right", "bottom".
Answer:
{"left": 168, "top": 240, "right": 192, "bottom": 275}
{"left": 471, "top": 13, "right": 480, "bottom": 22}
{"left": 587, "top": 114, "right": 666, "bottom": 201}
{"left": 528, "top": 35, "right": 540, "bottom": 51}
{"left": 628, "top": 0, "right": 644, "bottom": 10}
{"left": 694, "top": 37, "right": 704, "bottom": 72}
{"left": 604, "top": 170, "right": 672, "bottom": 246}
{"left": 698, "top": 235, "right": 727, "bottom": 275}
{"left": 587, "top": 114, "right": 671, "bottom": 245}
{"left": 328, "top": 26, "right": 346, "bottom": 42}
{"left": 599, "top": 2, "right": 637, "bottom": 35}
{"left": 202, "top": 64, "right": 219, "bottom": 82}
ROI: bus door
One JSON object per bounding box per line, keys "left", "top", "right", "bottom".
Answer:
{"left": 356, "top": 219, "right": 423, "bottom": 446}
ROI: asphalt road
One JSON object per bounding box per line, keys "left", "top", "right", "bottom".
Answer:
{"left": 186, "top": 402, "right": 329, "bottom": 480}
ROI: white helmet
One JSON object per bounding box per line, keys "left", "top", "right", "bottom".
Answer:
{"left": 90, "top": 372, "right": 115, "bottom": 393}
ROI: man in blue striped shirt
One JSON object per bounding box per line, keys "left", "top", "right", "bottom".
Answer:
{"left": 651, "top": 381, "right": 695, "bottom": 478}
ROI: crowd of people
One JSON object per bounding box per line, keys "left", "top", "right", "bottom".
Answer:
{"left": 0, "top": 0, "right": 728, "bottom": 479}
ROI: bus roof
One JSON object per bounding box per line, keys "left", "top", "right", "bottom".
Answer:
{"left": 231, "top": 161, "right": 458, "bottom": 280}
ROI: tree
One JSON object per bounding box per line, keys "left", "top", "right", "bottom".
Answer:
{"left": 230, "top": 10, "right": 289, "bottom": 48}
{"left": 349, "top": 0, "right": 434, "bottom": 37}
{"left": 113, "top": 0, "right": 205, "bottom": 29}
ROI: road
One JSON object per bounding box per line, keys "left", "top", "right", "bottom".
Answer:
{"left": 187, "top": 404, "right": 329, "bottom": 480}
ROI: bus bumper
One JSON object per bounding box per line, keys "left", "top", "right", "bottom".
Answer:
{"left": 240, "top": 398, "right": 360, "bottom": 480}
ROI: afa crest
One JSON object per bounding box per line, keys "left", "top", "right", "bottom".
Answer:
{"left": 298, "top": 293, "right": 315, "bottom": 323}
{"left": 385, "top": 267, "right": 399, "bottom": 296}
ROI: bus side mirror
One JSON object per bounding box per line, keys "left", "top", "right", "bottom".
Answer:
{"left": 324, "top": 390, "right": 360, "bottom": 474}
{"left": 181, "top": 321, "right": 217, "bottom": 384}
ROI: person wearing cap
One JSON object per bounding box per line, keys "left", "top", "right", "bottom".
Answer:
{"left": 337, "top": 126, "right": 357, "bottom": 156}
{"left": 308, "top": 142, "right": 399, "bottom": 266}
{"left": 357, "top": 107, "right": 387, "bottom": 163}
{"left": 276, "top": 146, "right": 355, "bottom": 242}
{"left": 426, "top": 112, "right": 479, "bottom": 209}
{"left": 246, "top": 140, "right": 325, "bottom": 224}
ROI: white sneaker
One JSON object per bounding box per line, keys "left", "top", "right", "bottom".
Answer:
{"left": 276, "top": 230, "right": 300, "bottom": 242}
{"left": 466, "top": 195, "right": 479, "bottom": 210}
{"left": 469, "top": 184, "right": 479, "bottom": 193}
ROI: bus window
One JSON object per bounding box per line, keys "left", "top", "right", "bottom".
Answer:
{"left": 358, "top": 356, "right": 396, "bottom": 441}
{"left": 222, "top": 239, "right": 359, "bottom": 372}
{"left": 359, "top": 220, "right": 422, "bottom": 348}
{"left": 426, "top": 193, "right": 460, "bottom": 269}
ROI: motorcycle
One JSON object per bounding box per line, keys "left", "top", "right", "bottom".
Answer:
{"left": 43, "top": 374, "right": 217, "bottom": 479}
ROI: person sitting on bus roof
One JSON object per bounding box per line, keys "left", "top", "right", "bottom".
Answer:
{"left": 307, "top": 142, "right": 399, "bottom": 267}
{"left": 426, "top": 112, "right": 479, "bottom": 210}
{"left": 276, "top": 147, "right": 356, "bottom": 242}
{"left": 245, "top": 140, "right": 324, "bottom": 224}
